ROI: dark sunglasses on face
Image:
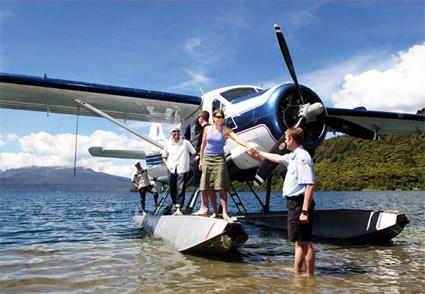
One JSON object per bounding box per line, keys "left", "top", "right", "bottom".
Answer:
{"left": 172, "top": 130, "right": 180, "bottom": 134}
{"left": 214, "top": 116, "right": 224, "bottom": 119}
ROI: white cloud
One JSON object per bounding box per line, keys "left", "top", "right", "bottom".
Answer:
{"left": 172, "top": 68, "right": 211, "bottom": 91}
{"left": 215, "top": 11, "right": 251, "bottom": 30}
{"left": 184, "top": 37, "right": 202, "bottom": 55}
{"left": 330, "top": 43, "right": 425, "bottom": 113}
{"left": 259, "top": 50, "right": 390, "bottom": 95}
{"left": 6, "top": 133, "right": 18, "bottom": 141}
{"left": 0, "top": 133, "right": 19, "bottom": 147}
{"left": 182, "top": 36, "right": 217, "bottom": 64}
{"left": 285, "top": 4, "right": 322, "bottom": 32}
{"left": 174, "top": 35, "right": 224, "bottom": 92}
{"left": 0, "top": 130, "right": 149, "bottom": 177}
{"left": 302, "top": 51, "right": 386, "bottom": 101}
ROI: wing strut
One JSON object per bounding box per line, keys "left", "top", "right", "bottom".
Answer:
{"left": 74, "top": 99, "right": 164, "bottom": 149}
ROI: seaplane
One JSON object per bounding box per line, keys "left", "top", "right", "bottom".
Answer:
{"left": 1, "top": 25, "right": 423, "bottom": 255}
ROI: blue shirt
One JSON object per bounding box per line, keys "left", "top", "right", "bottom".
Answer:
{"left": 281, "top": 146, "right": 315, "bottom": 197}
{"left": 204, "top": 125, "right": 226, "bottom": 155}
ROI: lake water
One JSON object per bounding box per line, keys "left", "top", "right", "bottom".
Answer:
{"left": 1, "top": 190, "right": 424, "bottom": 293}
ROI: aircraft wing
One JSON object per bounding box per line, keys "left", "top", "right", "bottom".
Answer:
{"left": 88, "top": 147, "right": 146, "bottom": 159}
{"left": 326, "top": 107, "right": 425, "bottom": 139}
{"left": 0, "top": 73, "right": 202, "bottom": 124}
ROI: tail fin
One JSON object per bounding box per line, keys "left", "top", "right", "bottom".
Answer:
{"left": 148, "top": 123, "right": 166, "bottom": 142}
{"left": 145, "top": 123, "right": 166, "bottom": 155}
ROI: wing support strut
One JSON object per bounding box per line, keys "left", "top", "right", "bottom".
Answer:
{"left": 74, "top": 99, "right": 164, "bottom": 149}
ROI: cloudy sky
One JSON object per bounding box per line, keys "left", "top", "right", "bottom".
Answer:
{"left": 0, "top": 1, "right": 424, "bottom": 177}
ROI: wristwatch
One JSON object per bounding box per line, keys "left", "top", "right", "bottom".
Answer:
{"left": 301, "top": 210, "right": 308, "bottom": 215}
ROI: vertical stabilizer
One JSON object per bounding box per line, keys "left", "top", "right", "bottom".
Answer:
{"left": 148, "top": 123, "right": 166, "bottom": 142}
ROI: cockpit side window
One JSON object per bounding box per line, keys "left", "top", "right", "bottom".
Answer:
{"left": 212, "top": 98, "right": 223, "bottom": 111}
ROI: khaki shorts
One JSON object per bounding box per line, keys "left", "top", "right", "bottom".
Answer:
{"left": 200, "top": 155, "right": 230, "bottom": 191}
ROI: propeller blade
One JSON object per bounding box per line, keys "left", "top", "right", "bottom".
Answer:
{"left": 253, "top": 135, "right": 289, "bottom": 186}
{"left": 274, "top": 24, "right": 304, "bottom": 103}
{"left": 253, "top": 26, "right": 329, "bottom": 186}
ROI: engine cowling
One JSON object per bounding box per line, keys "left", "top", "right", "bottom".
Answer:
{"left": 262, "top": 83, "right": 327, "bottom": 153}
{"left": 277, "top": 84, "right": 327, "bottom": 152}
{"left": 252, "top": 83, "right": 327, "bottom": 185}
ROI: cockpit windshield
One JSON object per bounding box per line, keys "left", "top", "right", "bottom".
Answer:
{"left": 220, "top": 87, "right": 259, "bottom": 101}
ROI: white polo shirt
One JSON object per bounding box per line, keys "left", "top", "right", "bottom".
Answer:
{"left": 280, "top": 145, "right": 315, "bottom": 197}
{"left": 161, "top": 138, "right": 196, "bottom": 174}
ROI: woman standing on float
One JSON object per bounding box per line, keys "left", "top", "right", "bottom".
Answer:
{"left": 197, "top": 109, "right": 254, "bottom": 221}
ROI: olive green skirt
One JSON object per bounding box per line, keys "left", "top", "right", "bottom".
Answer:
{"left": 200, "top": 155, "right": 230, "bottom": 191}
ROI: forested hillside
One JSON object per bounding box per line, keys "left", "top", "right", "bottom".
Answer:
{"left": 314, "top": 133, "right": 425, "bottom": 191}
{"left": 233, "top": 133, "right": 425, "bottom": 192}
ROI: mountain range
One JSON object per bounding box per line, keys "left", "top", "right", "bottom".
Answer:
{"left": 0, "top": 166, "right": 130, "bottom": 192}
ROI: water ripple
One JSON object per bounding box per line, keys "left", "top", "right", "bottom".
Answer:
{"left": 0, "top": 191, "right": 424, "bottom": 293}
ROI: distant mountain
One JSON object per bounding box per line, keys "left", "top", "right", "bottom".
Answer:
{"left": 0, "top": 166, "right": 130, "bottom": 192}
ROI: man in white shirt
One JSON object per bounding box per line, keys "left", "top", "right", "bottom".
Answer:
{"left": 252, "top": 127, "right": 316, "bottom": 276}
{"left": 162, "top": 126, "right": 196, "bottom": 215}
{"left": 132, "top": 161, "right": 159, "bottom": 215}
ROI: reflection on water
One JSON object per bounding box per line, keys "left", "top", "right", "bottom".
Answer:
{"left": 0, "top": 191, "right": 424, "bottom": 293}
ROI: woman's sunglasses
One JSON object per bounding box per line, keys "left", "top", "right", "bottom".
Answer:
{"left": 214, "top": 115, "right": 224, "bottom": 119}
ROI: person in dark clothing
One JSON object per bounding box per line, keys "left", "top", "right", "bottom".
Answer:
{"left": 132, "top": 161, "right": 159, "bottom": 215}
{"left": 185, "top": 110, "right": 210, "bottom": 186}
{"left": 185, "top": 111, "right": 217, "bottom": 216}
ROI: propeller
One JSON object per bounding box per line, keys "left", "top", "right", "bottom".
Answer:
{"left": 253, "top": 25, "right": 326, "bottom": 186}
{"left": 274, "top": 24, "right": 304, "bottom": 104}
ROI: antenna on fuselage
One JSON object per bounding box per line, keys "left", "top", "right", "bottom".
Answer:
{"left": 200, "top": 87, "right": 204, "bottom": 96}
{"left": 73, "top": 106, "right": 80, "bottom": 177}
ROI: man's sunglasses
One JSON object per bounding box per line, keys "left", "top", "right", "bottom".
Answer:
{"left": 172, "top": 130, "right": 180, "bottom": 133}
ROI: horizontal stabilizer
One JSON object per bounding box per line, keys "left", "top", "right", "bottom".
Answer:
{"left": 88, "top": 147, "right": 146, "bottom": 159}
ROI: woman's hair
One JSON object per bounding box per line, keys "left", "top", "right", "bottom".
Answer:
{"left": 212, "top": 109, "right": 225, "bottom": 118}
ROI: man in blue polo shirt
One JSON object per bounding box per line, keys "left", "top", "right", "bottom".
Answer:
{"left": 252, "top": 127, "right": 315, "bottom": 276}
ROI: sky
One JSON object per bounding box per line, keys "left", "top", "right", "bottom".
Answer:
{"left": 0, "top": 1, "right": 424, "bottom": 178}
